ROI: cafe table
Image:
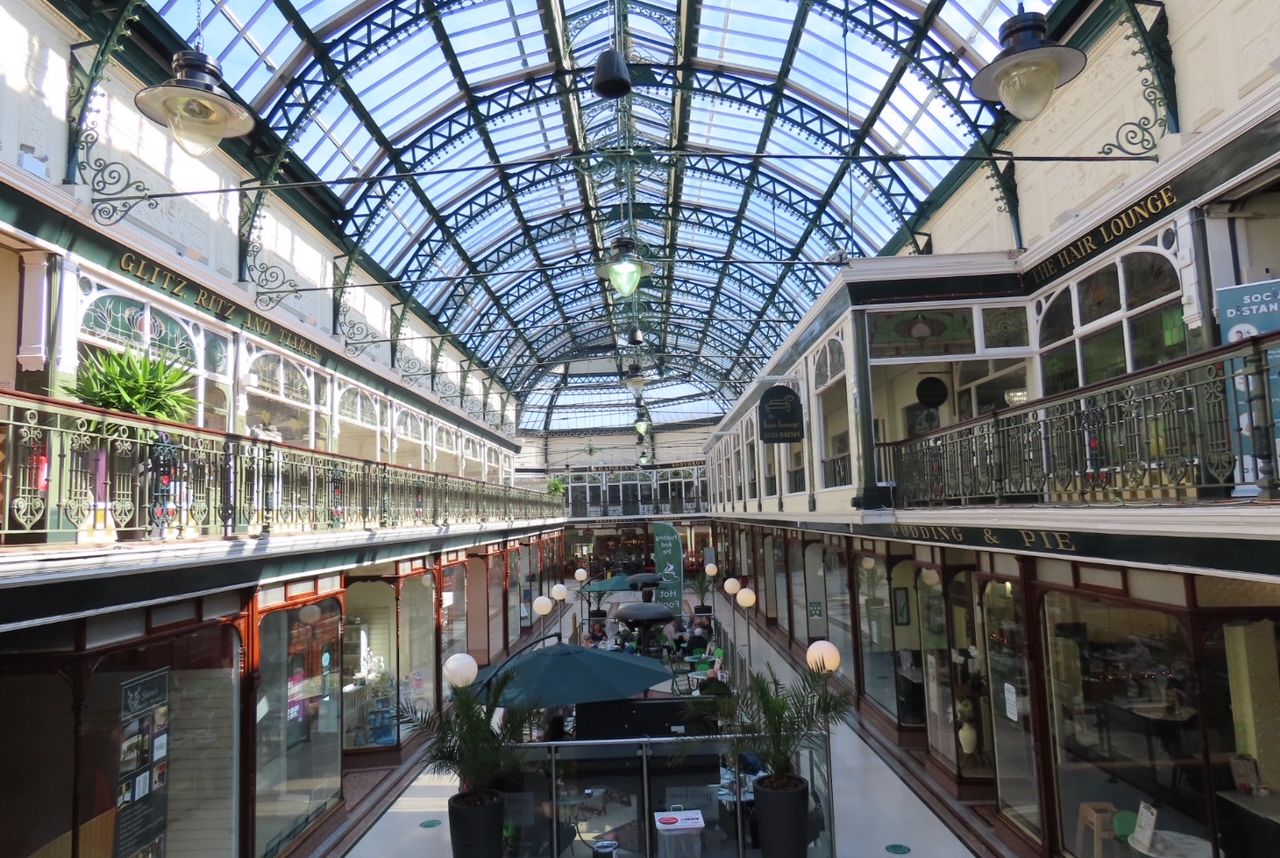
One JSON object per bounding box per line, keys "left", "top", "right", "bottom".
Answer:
{"left": 1127, "top": 830, "right": 1213, "bottom": 858}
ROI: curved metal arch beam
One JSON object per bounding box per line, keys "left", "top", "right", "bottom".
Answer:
{"left": 508, "top": 320, "right": 769, "bottom": 400}
{"left": 383, "top": 153, "right": 860, "bottom": 276}
{"left": 416, "top": 200, "right": 821, "bottom": 331}
{"left": 348, "top": 64, "right": 935, "bottom": 274}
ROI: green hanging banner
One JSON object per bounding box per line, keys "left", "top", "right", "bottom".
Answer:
{"left": 652, "top": 522, "right": 683, "bottom": 613}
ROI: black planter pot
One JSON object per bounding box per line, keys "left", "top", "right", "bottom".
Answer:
{"left": 447, "top": 790, "right": 505, "bottom": 858}
{"left": 693, "top": 605, "right": 712, "bottom": 615}
{"left": 753, "top": 777, "right": 810, "bottom": 858}
{"left": 588, "top": 608, "right": 608, "bottom": 619}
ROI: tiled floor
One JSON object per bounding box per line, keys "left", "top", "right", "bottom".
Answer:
{"left": 346, "top": 586, "right": 976, "bottom": 857}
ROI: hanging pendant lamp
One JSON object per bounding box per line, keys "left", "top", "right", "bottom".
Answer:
{"left": 592, "top": 48, "right": 632, "bottom": 99}
{"left": 135, "top": 52, "right": 255, "bottom": 157}
{"left": 971, "top": 5, "right": 1086, "bottom": 121}
{"left": 596, "top": 237, "right": 653, "bottom": 299}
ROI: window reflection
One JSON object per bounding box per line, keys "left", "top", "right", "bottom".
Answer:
{"left": 255, "top": 599, "right": 342, "bottom": 858}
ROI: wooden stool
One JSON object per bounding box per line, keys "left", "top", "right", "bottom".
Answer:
{"left": 1075, "top": 802, "right": 1118, "bottom": 858}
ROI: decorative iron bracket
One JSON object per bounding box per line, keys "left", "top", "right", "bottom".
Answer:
{"left": 1100, "top": 0, "right": 1179, "bottom": 156}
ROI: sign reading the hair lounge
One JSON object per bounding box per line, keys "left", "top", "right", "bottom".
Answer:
{"left": 1026, "top": 184, "right": 1180, "bottom": 289}
{"left": 757, "top": 385, "right": 804, "bottom": 443}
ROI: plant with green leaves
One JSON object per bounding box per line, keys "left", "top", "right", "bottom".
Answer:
{"left": 717, "top": 664, "right": 852, "bottom": 789}
{"left": 688, "top": 568, "right": 713, "bottom": 607}
{"left": 402, "top": 671, "right": 536, "bottom": 807}
{"left": 546, "top": 476, "right": 566, "bottom": 497}
{"left": 65, "top": 349, "right": 195, "bottom": 422}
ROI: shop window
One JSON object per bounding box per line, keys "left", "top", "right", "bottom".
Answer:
{"left": 1080, "top": 324, "right": 1127, "bottom": 385}
{"left": 256, "top": 599, "right": 341, "bottom": 858}
{"left": 804, "top": 542, "right": 828, "bottom": 642}
{"left": 870, "top": 309, "right": 977, "bottom": 358}
{"left": 0, "top": 673, "right": 74, "bottom": 857}
{"left": 1124, "top": 252, "right": 1181, "bottom": 310}
{"left": 343, "top": 582, "right": 398, "bottom": 749}
{"left": 488, "top": 555, "right": 506, "bottom": 660}
{"left": 982, "top": 580, "right": 1043, "bottom": 841}
{"left": 920, "top": 568, "right": 957, "bottom": 767}
{"left": 1077, "top": 265, "right": 1122, "bottom": 326}
{"left": 1128, "top": 303, "right": 1187, "bottom": 371}
{"left": 441, "top": 564, "right": 468, "bottom": 663}
{"left": 1043, "top": 592, "right": 1208, "bottom": 858}
{"left": 1041, "top": 341, "right": 1079, "bottom": 396}
{"left": 983, "top": 307, "right": 1030, "bottom": 349}
{"left": 823, "top": 542, "right": 854, "bottom": 684}
{"left": 399, "top": 575, "right": 437, "bottom": 738}
{"left": 1201, "top": 618, "right": 1280, "bottom": 857}
{"left": 857, "top": 557, "right": 897, "bottom": 717}
{"left": 1039, "top": 291, "right": 1074, "bottom": 348}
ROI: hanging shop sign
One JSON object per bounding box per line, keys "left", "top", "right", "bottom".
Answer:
{"left": 652, "top": 522, "right": 684, "bottom": 612}
{"left": 114, "top": 668, "right": 170, "bottom": 858}
{"left": 116, "top": 252, "right": 322, "bottom": 360}
{"left": 1216, "top": 277, "right": 1280, "bottom": 493}
{"left": 757, "top": 385, "right": 804, "bottom": 443}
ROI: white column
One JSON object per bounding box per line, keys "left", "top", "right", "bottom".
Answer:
{"left": 54, "top": 256, "right": 81, "bottom": 378}
{"left": 16, "top": 251, "right": 51, "bottom": 373}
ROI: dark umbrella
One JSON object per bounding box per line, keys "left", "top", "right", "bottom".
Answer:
{"left": 614, "top": 602, "right": 675, "bottom": 623}
{"left": 580, "top": 574, "right": 633, "bottom": 593}
{"left": 476, "top": 643, "right": 673, "bottom": 707}
{"left": 614, "top": 602, "right": 676, "bottom": 659}
{"left": 627, "top": 573, "right": 661, "bottom": 589}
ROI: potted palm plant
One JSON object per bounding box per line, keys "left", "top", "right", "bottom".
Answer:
{"left": 689, "top": 569, "right": 713, "bottom": 615}
{"left": 402, "top": 671, "right": 534, "bottom": 858}
{"left": 63, "top": 349, "right": 195, "bottom": 541}
{"left": 717, "top": 665, "right": 852, "bottom": 858}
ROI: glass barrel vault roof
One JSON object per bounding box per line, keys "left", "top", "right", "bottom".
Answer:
{"left": 151, "top": 0, "right": 1049, "bottom": 432}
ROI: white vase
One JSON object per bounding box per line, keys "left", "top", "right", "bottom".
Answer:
{"left": 958, "top": 721, "right": 978, "bottom": 755}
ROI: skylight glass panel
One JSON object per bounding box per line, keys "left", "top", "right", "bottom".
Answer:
{"left": 696, "top": 0, "right": 793, "bottom": 72}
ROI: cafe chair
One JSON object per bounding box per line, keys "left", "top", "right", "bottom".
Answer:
{"left": 1073, "top": 802, "right": 1117, "bottom": 858}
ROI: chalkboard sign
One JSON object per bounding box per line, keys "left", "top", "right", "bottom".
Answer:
{"left": 758, "top": 385, "right": 804, "bottom": 443}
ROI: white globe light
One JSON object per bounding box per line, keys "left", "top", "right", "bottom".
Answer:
{"left": 735, "top": 587, "right": 756, "bottom": 609}
{"left": 443, "top": 652, "right": 478, "bottom": 688}
{"left": 533, "top": 595, "right": 554, "bottom": 617}
{"left": 807, "top": 640, "right": 842, "bottom": 674}
{"left": 421, "top": 572, "right": 434, "bottom": 588}
{"left": 551, "top": 583, "right": 569, "bottom": 601}
{"left": 723, "top": 577, "right": 741, "bottom": 596}
{"left": 298, "top": 604, "right": 322, "bottom": 625}
{"left": 704, "top": 563, "right": 719, "bottom": 578}
{"left": 920, "top": 567, "right": 942, "bottom": 587}
{"left": 575, "top": 567, "right": 589, "bottom": 582}
{"left": 860, "top": 556, "right": 877, "bottom": 570}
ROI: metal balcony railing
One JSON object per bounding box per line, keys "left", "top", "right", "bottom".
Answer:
{"left": 0, "top": 390, "right": 560, "bottom": 545}
{"left": 821, "top": 454, "right": 852, "bottom": 488}
{"left": 787, "top": 468, "right": 806, "bottom": 493}
{"left": 878, "top": 336, "right": 1280, "bottom": 507}
{"left": 563, "top": 498, "right": 708, "bottom": 519}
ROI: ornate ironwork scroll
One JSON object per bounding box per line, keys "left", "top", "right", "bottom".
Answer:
{"left": 1100, "top": 0, "right": 1179, "bottom": 156}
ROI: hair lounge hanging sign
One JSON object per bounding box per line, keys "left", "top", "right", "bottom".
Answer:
{"left": 757, "top": 385, "right": 804, "bottom": 443}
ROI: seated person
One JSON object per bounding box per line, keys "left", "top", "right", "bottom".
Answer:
{"left": 698, "top": 668, "right": 732, "bottom": 697}
{"left": 738, "top": 751, "right": 765, "bottom": 776}
{"left": 544, "top": 714, "right": 567, "bottom": 741}
{"left": 588, "top": 622, "right": 608, "bottom": 645}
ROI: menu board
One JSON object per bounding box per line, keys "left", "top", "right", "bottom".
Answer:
{"left": 114, "top": 669, "right": 170, "bottom": 858}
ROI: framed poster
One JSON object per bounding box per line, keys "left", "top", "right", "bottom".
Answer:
{"left": 892, "top": 588, "right": 911, "bottom": 626}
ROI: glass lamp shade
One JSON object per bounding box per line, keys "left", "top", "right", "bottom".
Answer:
{"left": 443, "top": 652, "right": 479, "bottom": 687}
{"left": 704, "top": 563, "right": 719, "bottom": 578}
{"left": 723, "top": 577, "right": 741, "bottom": 596}
{"left": 298, "top": 603, "right": 322, "bottom": 625}
{"left": 806, "top": 640, "right": 841, "bottom": 674}
{"left": 551, "top": 583, "right": 569, "bottom": 601}
{"left": 607, "top": 258, "right": 643, "bottom": 298}
{"left": 639, "top": 452, "right": 650, "bottom": 466}
{"left": 994, "top": 57, "right": 1060, "bottom": 121}
{"left": 533, "top": 595, "right": 554, "bottom": 617}
{"left": 1004, "top": 388, "right": 1030, "bottom": 407}
{"left": 635, "top": 417, "right": 650, "bottom": 435}
{"left": 860, "top": 556, "right": 877, "bottom": 570}
{"left": 575, "top": 567, "right": 589, "bottom": 582}
{"left": 735, "top": 587, "right": 757, "bottom": 609}
{"left": 624, "top": 374, "right": 648, "bottom": 395}
{"left": 135, "top": 52, "right": 254, "bottom": 158}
